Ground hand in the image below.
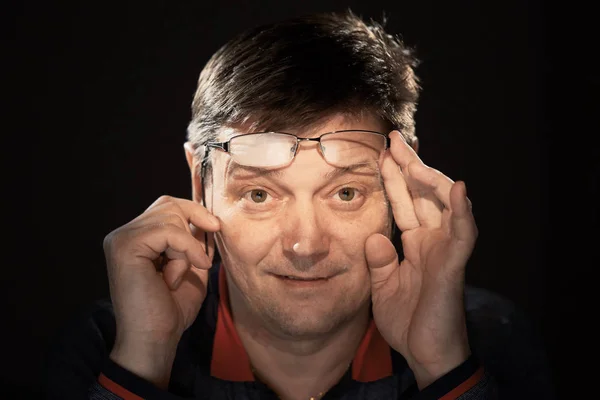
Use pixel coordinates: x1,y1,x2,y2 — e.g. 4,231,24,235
103,196,220,388
366,131,478,389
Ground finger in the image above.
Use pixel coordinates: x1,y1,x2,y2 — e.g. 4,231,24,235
175,198,221,233
172,267,209,316
379,150,420,231
135,223,212,269
144,196,221,233
365,233,399,289
139,210,209,252
387,131,444,228
173,266,207,296
162,258,190,289
132,211,193,235
190,224,216,258
135,213,215,263
407,161,454,210
388,130,422,170
446,182,478,270
406,162,444,228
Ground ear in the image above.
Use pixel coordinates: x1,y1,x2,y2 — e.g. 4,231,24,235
184,141,204,203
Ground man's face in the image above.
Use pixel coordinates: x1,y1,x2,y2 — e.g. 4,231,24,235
207,114,391,337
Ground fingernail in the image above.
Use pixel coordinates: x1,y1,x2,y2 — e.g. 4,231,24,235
393,130,406,142
463,183,472,210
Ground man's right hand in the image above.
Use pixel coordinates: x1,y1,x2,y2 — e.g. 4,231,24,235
102,196,220,388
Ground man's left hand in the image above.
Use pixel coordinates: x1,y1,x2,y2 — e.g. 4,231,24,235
366,130,478,389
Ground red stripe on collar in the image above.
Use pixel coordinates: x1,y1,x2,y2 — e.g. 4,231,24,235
210,265,254,381
350,316,393,382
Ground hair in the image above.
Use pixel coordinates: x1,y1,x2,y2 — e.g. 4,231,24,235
186,9,420,171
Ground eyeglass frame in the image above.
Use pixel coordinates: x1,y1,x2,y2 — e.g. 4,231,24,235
204,129,390,159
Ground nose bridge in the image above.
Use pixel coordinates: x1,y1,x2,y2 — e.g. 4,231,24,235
294,136,324,161
297,137,321,143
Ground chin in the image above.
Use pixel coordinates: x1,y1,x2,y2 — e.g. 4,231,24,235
269,311,344,338
259,292,369,338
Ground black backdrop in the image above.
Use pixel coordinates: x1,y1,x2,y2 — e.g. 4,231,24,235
5,1,597,398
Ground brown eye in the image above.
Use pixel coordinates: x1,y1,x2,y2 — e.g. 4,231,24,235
250,189,267,203
338,188,355,201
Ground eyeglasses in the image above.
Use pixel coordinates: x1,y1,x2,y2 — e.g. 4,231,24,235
204,130,390,169
199,129,391,258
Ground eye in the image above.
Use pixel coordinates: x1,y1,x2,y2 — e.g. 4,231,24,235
338,187,356,201
249,189,268,203
238,187,276,212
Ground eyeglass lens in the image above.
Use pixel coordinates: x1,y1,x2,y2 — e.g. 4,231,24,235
227,131,386,168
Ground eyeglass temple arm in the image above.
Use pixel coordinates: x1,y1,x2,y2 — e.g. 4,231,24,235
206,142,229,152
200,147,210,256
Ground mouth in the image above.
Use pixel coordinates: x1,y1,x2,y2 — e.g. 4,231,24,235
279,275,328,281
270,272,341,287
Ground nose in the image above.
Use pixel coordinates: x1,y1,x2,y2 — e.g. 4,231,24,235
282,200,330,270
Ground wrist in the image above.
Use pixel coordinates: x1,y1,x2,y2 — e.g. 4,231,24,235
410,348,471,389
109,337,179,390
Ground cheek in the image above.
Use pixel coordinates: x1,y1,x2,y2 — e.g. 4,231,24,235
330,200,390,244
214,203,281,266
329,204,390,275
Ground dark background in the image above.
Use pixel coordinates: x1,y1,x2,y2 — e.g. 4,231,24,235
5,0,597,398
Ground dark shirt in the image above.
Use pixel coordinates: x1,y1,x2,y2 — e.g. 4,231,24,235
44,263,555,399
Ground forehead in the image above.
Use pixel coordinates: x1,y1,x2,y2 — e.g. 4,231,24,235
216,113,388,141
208,113,388,186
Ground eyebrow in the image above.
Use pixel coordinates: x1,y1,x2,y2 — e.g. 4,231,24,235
227,162,380,182
227,164,286,180
323,163,380,181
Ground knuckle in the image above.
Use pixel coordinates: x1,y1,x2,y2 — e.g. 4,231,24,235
156,195,174,204
102,231,114,251
103,228,121,254
102,228,131,272
146,195,175,211
103,226,135,258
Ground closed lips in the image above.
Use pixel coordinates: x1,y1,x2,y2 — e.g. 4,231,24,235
280,275,327,280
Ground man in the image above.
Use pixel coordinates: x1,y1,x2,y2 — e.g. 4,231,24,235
45,10,554,400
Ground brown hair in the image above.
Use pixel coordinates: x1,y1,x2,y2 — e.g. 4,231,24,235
187,9,420,169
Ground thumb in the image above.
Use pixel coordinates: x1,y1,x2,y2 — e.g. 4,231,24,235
365,233,399,288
